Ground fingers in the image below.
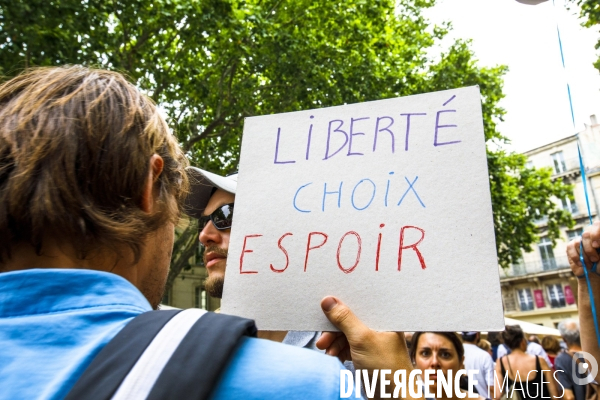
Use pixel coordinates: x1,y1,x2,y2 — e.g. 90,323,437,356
321,296,370,344
316,331,342,350
566,223,600,277
567,237,584,267
582,230,600,264
567,238,584,276
324,335,351,360
589,221,600,247
316,331,352,362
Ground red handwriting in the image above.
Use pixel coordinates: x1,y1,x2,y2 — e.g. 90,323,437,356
304,232,328,271
398,226,426,271
240,234,262,274
376,223,385,271
238,225,426,274
270,232,293,273
337,231,362,274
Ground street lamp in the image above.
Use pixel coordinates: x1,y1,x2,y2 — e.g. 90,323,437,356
515,0,549,4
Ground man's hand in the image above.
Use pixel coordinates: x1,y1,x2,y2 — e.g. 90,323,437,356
316,296,420,399
566,221,600,277
316,296,410,371
565,221,600,381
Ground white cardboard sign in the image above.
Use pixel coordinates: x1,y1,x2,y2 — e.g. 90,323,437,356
221,87,505,332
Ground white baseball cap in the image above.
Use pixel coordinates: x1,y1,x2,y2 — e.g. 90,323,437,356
183,166,237,219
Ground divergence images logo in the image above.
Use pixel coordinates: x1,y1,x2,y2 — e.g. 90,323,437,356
572,351,598,385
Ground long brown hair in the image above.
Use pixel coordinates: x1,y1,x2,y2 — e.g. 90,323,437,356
502,325,525,350
0,66,188,263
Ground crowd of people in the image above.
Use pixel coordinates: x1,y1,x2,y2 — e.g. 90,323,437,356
0,66,597,400
407,321,591,400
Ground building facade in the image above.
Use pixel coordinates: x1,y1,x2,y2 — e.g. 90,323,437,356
500,116,600,328
163,265,221,311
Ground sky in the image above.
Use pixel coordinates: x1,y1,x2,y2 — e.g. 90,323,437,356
424,0,600,153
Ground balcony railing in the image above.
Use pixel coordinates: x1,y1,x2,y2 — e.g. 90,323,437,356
551,157,580,176
502,255,571,278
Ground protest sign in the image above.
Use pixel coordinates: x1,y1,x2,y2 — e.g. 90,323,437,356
221,86,505,331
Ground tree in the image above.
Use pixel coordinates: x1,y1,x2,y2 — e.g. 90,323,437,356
0,0,573,283
570,1,600,69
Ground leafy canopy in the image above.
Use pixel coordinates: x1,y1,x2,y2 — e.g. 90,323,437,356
0,0,573,278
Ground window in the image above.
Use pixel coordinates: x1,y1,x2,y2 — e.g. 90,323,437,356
561,196,578,214
512,262,526,276
547,284,566,308
533,208,548,224
567,228,584,241
503,292,517,312
525,160,534,169
517,288,535,311
551,151,567,174
195,286,207,309
538,237,556,270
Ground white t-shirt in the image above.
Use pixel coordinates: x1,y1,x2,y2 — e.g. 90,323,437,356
463,343,495,398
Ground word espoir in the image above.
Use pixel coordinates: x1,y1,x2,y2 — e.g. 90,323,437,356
238,224,426,274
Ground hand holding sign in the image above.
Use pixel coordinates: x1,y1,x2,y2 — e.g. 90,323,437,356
318,296,420,400
222,86,504,332
317,296,409,366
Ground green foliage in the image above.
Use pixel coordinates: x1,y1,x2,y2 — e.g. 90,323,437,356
488,151,573,268
570,0,600,69
0,0,573,273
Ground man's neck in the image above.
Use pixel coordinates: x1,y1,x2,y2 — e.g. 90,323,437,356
1,238,159,307
2,240,108,271
569,344,583,352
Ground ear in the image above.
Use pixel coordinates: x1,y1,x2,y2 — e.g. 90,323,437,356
140,154,164,213
460,355,465,370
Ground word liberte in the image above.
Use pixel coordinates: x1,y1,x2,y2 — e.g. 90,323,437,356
340,368,566,399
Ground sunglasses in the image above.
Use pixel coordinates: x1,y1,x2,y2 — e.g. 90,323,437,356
199,203,234,231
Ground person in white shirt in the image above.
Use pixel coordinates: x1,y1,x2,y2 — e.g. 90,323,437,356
461,332,495,397
496,332,552,366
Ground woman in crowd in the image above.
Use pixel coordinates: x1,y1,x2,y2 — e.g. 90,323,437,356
493,325,559,400
487,332,503,362
478,339,494,358
411,332,488,400
541,335,563,368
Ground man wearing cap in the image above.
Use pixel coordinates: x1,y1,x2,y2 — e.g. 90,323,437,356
184,167,324,347
461,332,495,397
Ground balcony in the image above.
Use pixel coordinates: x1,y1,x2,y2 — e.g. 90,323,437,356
551,157,580,179
502,256,572,279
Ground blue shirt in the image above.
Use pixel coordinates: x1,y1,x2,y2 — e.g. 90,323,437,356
0,269,349,400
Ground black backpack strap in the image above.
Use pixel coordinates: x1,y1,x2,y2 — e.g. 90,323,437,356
65,309,181,400
65,309,257,400
147,312,257,399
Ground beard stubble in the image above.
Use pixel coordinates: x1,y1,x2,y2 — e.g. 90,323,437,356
203,245,228,299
